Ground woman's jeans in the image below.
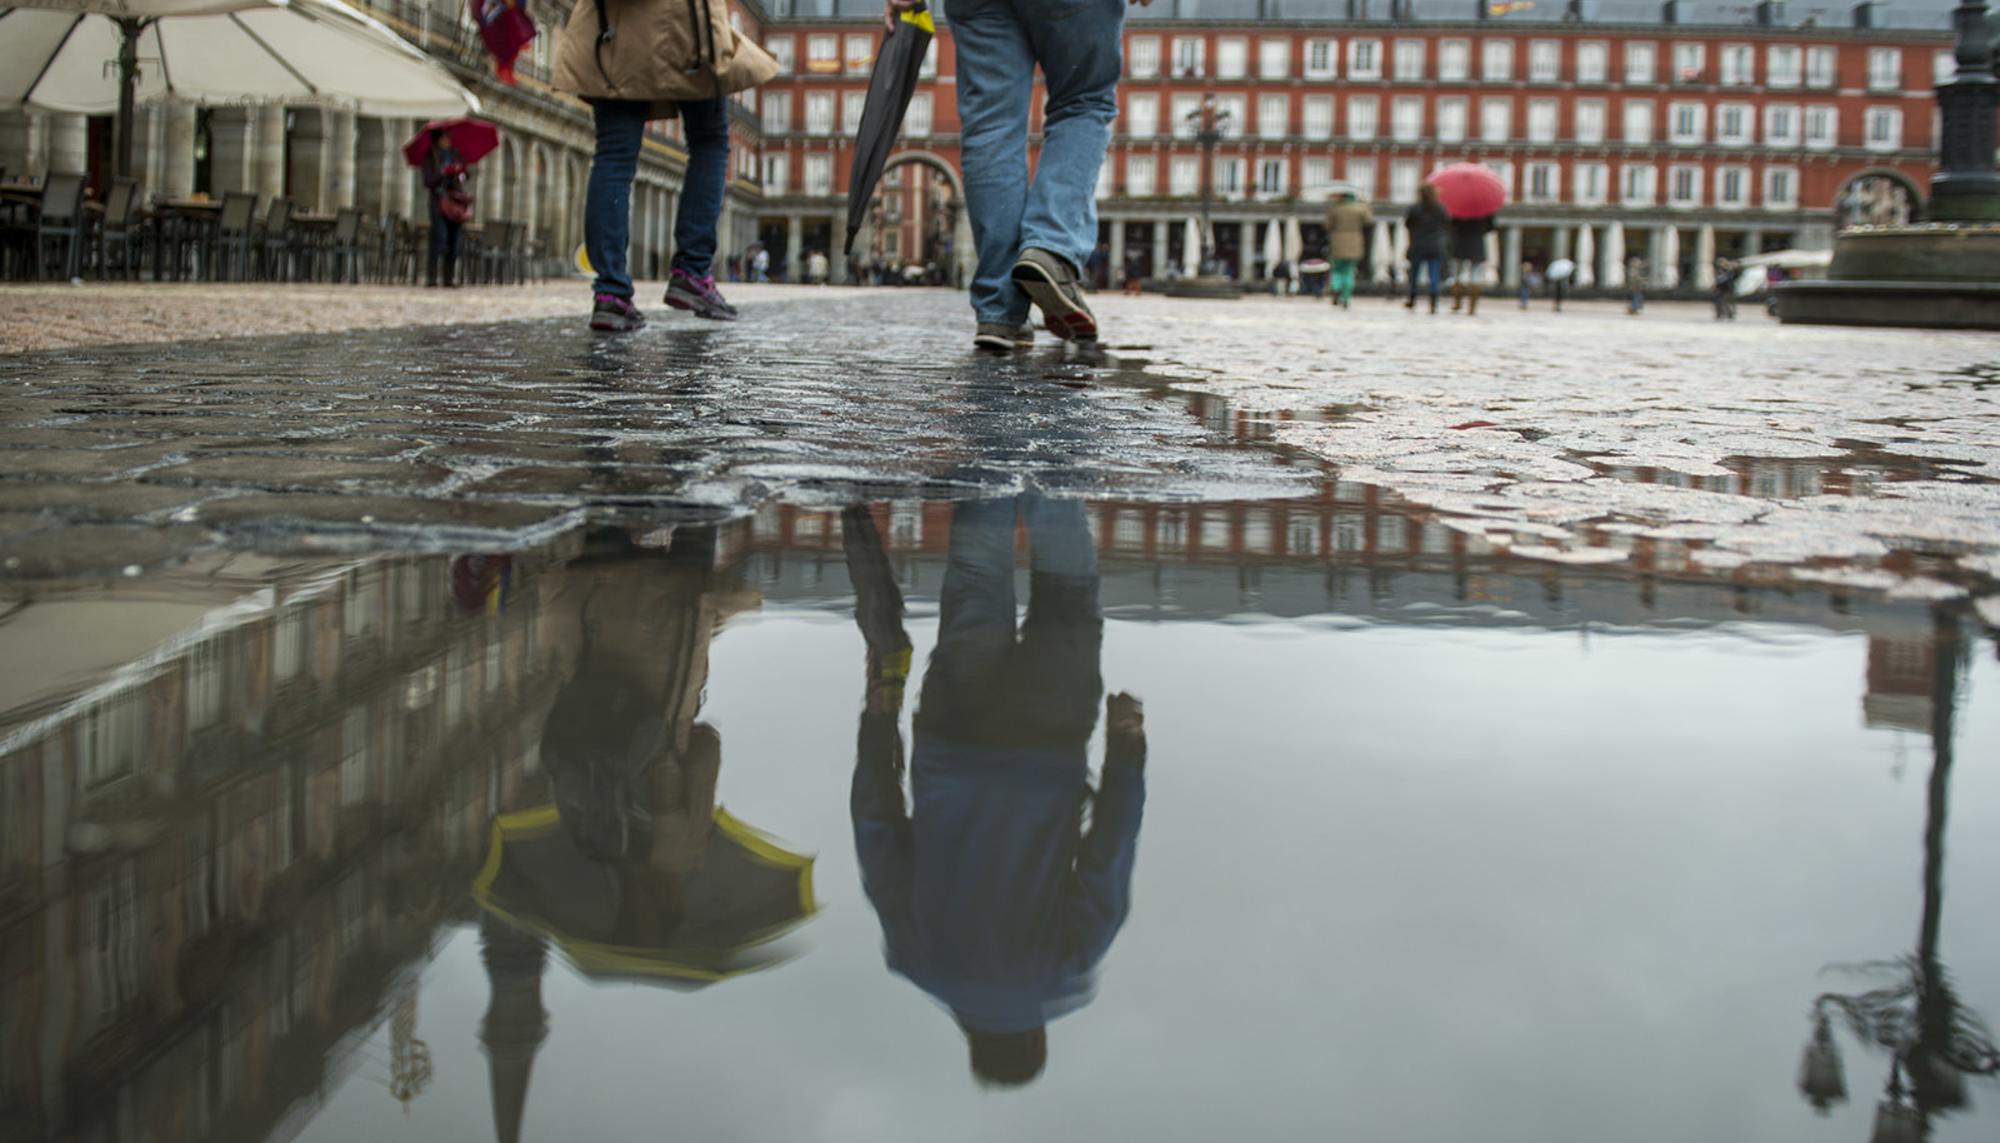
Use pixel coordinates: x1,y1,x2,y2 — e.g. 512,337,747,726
1407,255,1442,303
586,98,730,299
427,197,461,286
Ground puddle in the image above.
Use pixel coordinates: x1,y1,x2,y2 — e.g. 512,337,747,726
3,494,1997,1143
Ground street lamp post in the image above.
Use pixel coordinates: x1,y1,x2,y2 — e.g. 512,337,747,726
1930,0,2000,222
1188,94,1232,275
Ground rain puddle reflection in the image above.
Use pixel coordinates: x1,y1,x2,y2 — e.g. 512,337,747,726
2,493,1997,1143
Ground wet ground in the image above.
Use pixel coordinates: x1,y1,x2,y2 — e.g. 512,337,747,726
3,292,1999,1141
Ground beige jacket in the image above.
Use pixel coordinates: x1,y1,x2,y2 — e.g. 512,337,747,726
553,0,778,117
1325,198,1374,263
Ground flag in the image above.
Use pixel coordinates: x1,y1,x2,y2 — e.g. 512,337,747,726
469,0,537,86
1488,0,1536,13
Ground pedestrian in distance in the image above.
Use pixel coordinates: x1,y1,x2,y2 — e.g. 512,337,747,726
1448,211,1496,316
1626,255,1648,315
1323,187,1371,311
752,243,771,283
1712,257,1740,321
892,0,1157,353
1517,259,1541,309
554,0,777,332
1403,183,1449,314
808,249,830,285
421,127,467,289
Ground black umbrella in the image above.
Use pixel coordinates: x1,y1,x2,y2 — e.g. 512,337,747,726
844,2,934,256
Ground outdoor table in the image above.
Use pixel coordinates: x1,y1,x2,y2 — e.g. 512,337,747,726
291,211,336,280
153,199,222,281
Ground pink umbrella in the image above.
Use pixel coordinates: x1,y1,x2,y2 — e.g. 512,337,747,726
1426,163,1507,219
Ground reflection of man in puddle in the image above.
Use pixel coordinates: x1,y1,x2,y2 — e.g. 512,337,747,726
844,497,1147,1089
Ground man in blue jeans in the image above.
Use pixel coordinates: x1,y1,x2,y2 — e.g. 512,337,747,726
583,98,736,331
892,0,1151,351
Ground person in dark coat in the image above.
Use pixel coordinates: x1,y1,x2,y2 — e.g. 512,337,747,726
421,128,465,288
1449,211,1497,316
1403,183,1450,313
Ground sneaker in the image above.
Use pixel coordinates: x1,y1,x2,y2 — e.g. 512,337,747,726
589,293,646,333
663,267,739,321
1009,248,1097,341
973,321,1036,352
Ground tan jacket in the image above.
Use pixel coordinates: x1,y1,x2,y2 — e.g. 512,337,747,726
553,0,778,117
1325,198,1374,263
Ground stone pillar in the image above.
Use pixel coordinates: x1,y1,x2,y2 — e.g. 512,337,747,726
0,110,42,179
831,210,852,283
162,103,197,201
128,105,166,201
208,107,256,194
354,118,388,216
1107,215,1125,278
1743,226,1766,256
254,104,286,201
1501,225,1523,287
1552,225,1571,260
1236,219,1255,281
329,111,357,209
953,208,975,288
1483,230,1501,286
1693,224,1716,289
1653,226,1679,288
47,113,89,177
288,109,331,210
1151,221,1169,279
785,213,803,282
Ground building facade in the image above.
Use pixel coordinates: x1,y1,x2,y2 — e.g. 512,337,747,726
754,1,1962,289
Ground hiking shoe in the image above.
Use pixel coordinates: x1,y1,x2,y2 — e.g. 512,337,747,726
973,321,1036,352
589,293,646,332
1009,248,1096,341
663,267,739,321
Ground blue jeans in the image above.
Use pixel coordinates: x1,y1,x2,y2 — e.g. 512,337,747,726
947,0,1123,323
585,97,729,299
1407,255,1442,303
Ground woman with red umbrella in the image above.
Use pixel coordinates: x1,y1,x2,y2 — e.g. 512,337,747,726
406,118,498,289
1427,163,1505,317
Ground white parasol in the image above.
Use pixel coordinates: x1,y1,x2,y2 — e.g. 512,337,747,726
1574,225,1596,289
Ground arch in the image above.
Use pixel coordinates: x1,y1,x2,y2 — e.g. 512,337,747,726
873,150,972,285
879,149,964,202
1836,167,1923,230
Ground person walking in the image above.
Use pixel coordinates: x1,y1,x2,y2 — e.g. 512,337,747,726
1448,211,1496,315
420,128,466,289
752,243,771,283
899,0,1152,351
1403,183,1449,313
1625,255,1648,315
1323,188,1371,311
554,0,777,332
1712,257,1740,321
808,249,830,285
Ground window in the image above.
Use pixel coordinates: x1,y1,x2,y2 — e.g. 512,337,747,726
1936,50,1957,85
1303,95,1334,140
1259,93,1289,139
842,91,865,134
762,154,788,193
763,92,791,134
1671,43,1705,83
905,93,932,137
1529,40,1561,82
1668,102,1705,144
1439,39,1472,81
803,153,832,195
1868,48,1902,91
844,34,873,75
922,39,937,78
1390,158,1421,202
1716,165,1749,207
1173,36,1205,78
1776,45,1808,88
1806,45,1837,87
1302,157,1333,198
1764,165,1798,208
1171,94,1202,138
1350,38,1382,80
1622,99,1654,144
1865,106,1903,151
1764,104,1799,145
1218,37,1248,80
1483,40,1514,83
1575,161,1609,205
1348,95,1379,141
1575,99,1606,144
1257,158,1287,196
1392,96,1424,142
1126,154,1157,197
1716,103,1751,146
1214,157,1244,198
1719,44,1754,86
1527,162,1559,202
1621,163,1657,206
1394,39,1426,81
1345,157,1377,198
1669,165,1701,207
1577,41,1609,83
1480,98,1512,142
1436,97,1468,143
1527,98,1558,143
1215,94,1246,139
1260,37,1290,79
1129,36,1161,79
806,35,837,74
1804,105,1837,150
1482,161,1514,200
1128,94,1159,139
1626,42,1657,84
804,91,834,135
765,36,794,75
1169,155,1199,196
1305,39,1337,80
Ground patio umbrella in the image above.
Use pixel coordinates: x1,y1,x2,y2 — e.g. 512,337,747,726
1694,224,1717,290
1657,225,1681,289
1182,216,1201,275
1,0,478,178
1261,219,1282,278
1283,216,1303,288
1602,221,1626,289
1425,162,1507,219
403,116,501,168
1574,224,1596,288
842,0,933,255
1368,219,1391,284
1391,218,1409,270
474,803,818,986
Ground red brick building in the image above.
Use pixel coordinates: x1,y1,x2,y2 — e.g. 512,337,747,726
749,1,1960,290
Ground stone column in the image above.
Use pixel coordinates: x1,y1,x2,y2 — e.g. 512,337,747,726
0,110,42,179
162,103,197,201
1501,225,1523,287
354,118,390,216
254,104,287,201
208,107,256,194
1236,219,1255,281
47,113,89,177
1653,226,1679,289
953,208,975,288
832,209,852,284
1552,225,1571,260
1694,223,1716,290
1151,221,1169,278
288,109,331,210
1483,230,1501,286
129,105,166,201
1107,215,1125,278
329,110,357,209
785,213,803,282
1742,226,1766,256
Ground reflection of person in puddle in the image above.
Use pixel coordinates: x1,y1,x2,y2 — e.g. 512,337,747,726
844,497,1147,1089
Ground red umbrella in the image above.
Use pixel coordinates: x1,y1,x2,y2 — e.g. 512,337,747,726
403,118,501,168
1425,163,1507,219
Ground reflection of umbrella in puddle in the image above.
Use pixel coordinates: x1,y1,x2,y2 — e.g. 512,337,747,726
473,803,816,985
